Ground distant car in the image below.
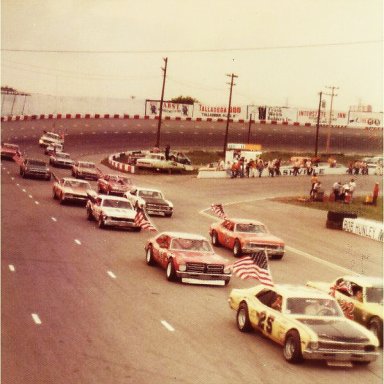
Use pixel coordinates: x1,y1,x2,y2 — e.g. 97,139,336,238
209,218,285,258
86,194,140,230
307,275,383,346
97,174,134,196
169,151,192,165
72,161,99,180
49,152,74,168
228,284,379,365
19,158,51,180
53,177,94,205
124,187,173,217
45,143,64,155
362,156,383,169
1,143,20,160
144,231,232,285
135,153,188,170
39,131,64,147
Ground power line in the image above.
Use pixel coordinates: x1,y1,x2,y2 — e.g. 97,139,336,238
1,40,381,54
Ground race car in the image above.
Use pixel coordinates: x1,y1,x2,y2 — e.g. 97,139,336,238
228,284,379,365
45,143,64,155
124,187,173,217
1,143,20,160
53,177,94,205
39,131,64,147
49,152,74,168
72,161,99,180
97,174,134,196
86,193,140,230
145,231,232,285
210,218,285,258
19,158,51,180
307,275,383,346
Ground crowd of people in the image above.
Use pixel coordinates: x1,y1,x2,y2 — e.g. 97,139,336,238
347,160,370,175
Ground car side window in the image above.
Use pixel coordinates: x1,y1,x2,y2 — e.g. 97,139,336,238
256,289,277,306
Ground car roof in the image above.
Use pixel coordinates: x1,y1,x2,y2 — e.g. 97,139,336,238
136,187,161,192
62,177,89,183
267,284,333,299
99,195,129,202
340,275,383,288
78,161,95,165
55,152,70,156
226,218,264,225
159,232,209,240
3,143,19,147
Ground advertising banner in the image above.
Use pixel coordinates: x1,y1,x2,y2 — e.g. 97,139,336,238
145,100,193,118
296,109,348,126
347,111,383,128
247,105,297,122
194,104,244,119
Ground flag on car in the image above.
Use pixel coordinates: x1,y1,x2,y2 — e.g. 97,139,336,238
329,280,353,297
232,250,274,287
211,203,227,219
134,207,157,232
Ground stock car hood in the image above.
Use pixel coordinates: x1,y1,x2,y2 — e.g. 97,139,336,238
239,233,284,244
79,168,98,174
102,207,136,218
143,197,169,205
62,186,89,196
298,318,370,342
109,181,130,190
171,250,228,264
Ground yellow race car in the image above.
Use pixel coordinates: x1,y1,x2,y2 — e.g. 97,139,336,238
228,284,379,365
307,275,383,346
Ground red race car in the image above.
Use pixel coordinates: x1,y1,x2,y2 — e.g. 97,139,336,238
97,174,134,196
209,218,285,259
145,231,232,286
1,143,20,160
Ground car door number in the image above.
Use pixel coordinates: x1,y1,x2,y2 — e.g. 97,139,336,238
258,311,275,334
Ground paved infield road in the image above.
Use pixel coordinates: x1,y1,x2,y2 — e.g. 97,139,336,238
1,120,383,384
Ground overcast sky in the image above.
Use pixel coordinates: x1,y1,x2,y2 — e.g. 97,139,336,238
1,0,383,111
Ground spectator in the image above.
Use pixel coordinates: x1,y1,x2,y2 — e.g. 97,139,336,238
267,160,275,177
312,181,324,201
305,158,313,175
353,160,360,175
165,144,171,160
248,159,256,178
347,162,354,175
360,161,368,175
349,178,356,199
292,159,301,176
372,182,379,206
332,181,342,201
217,158,225,171
256,158,264,178
231,161,239,178
309,173,318,198
274,158,281,176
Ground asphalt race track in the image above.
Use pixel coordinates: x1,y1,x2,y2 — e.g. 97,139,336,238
1,119,383,384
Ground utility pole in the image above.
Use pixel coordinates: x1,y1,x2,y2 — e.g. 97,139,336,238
315,92,322,157
155,57,168,148
324,86,339,153
223,73,238,155
247,113,252,143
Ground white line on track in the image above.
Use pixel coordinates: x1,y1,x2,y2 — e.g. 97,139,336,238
22,189,26,193
2,167,6,171
107,271,117,279
9,265,15,272
161,320,175,332
74,239,81,245
7,171,10,175
11,177,14,180
28,194,33,198
16,183,20,187
51,217,57,222
35,201,39,205
31,313,42,325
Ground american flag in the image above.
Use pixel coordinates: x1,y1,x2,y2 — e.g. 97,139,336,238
211,203,227,219
329,281,353,297
232,250,274,287
134,207,157,232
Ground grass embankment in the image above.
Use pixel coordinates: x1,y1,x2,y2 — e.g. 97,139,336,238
274,196,383,222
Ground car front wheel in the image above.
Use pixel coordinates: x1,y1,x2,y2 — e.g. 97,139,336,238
166,259,177,281
233,239,242,257
98,216,105,229
146,246,155,266
283,330,303,364
368,317,383,346
237,302,252,332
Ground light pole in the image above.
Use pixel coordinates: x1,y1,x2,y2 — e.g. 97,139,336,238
223,73,238,155
155,57,168,149
247,113,252,143
324,86,339,153
315,92,322,157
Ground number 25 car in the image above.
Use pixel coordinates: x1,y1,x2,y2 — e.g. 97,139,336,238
228,284,379,365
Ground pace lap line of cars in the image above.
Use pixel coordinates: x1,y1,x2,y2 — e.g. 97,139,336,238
1,131,383,367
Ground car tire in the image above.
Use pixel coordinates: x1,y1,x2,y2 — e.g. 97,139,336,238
146,246,155,266
271,253,284,260
53,189,57,199
59,193,65,205
166,259,177,281
233,239,242,257
236,302,252,332
46,174,51,181
211,231,220,247
368,317,383,347
283,330,303,364
165,212,173,217
98,216,105,229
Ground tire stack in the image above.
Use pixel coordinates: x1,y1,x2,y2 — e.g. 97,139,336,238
326,211,357,230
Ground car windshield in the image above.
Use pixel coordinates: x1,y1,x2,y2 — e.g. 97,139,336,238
235,223,268,233
65,180,91,189
28,160,46,166
102,199,132,209
139,190,162,198
46,133,60,139
109,176,131,184
170,238,212,252
79,163,95,168
56,153,70,159
366,287,383,304
286,298,343,317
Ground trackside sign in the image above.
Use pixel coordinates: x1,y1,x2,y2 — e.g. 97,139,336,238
342,218,383,242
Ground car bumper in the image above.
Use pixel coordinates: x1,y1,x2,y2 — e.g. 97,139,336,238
242,246,285,255
24,171,50,179
176,271,231,285
103,218,139,228
302,348,378,362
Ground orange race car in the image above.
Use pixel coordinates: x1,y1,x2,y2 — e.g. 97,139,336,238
209,218,285,259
